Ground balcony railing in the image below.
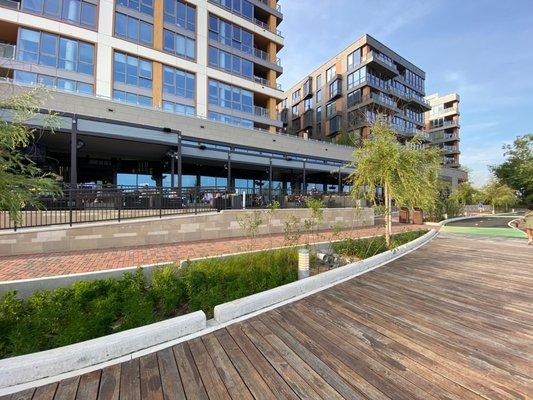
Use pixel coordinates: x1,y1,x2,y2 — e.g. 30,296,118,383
253,48,282,66
256,0,281,12
361,51,398,71
0,43,16,59
254,75,282,90
207,0,282,36
254,105,269,118
0,0,20,9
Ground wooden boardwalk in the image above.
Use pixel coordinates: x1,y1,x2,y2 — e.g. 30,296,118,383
4,234,533,399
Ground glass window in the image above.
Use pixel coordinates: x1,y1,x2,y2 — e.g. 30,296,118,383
316,89,322,103
316,74,322,89
18,28,40,63
14,70,37,85
208,46,251,79
57,77,76,92
326,65,336,82
43,0,61,17
62,0,81,24
163,29,195,60
115,13,153,46
78,42,94,75
80,2,96,27
347,48,361,68
117,0,153,16
77,82,93,94
162,65,195,99
164,0,196,32
39,33,58,67
208,111,253,129
208,79,253,113
23,0,43,12
38,75,55,87
209,14,254,54
58,37,78,71
113,51,152,89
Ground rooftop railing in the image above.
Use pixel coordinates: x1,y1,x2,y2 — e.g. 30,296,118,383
256,0,281,12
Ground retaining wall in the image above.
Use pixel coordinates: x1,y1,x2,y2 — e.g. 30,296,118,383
0,208,373,256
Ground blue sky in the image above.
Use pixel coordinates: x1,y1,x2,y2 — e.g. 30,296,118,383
277,0,533,187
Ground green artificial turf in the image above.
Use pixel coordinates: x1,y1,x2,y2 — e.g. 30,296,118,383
441,225,527,238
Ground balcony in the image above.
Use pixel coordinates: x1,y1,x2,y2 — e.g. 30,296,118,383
361,51,399,77
405,92,431,111
428,119,460,131
253,48,282,66
442,145,460,154
432,133,459,143
256,0,281,12
0,43,15,60
302,108,313,129
431,106,459,117
253,75,282,90
0,0,20,9
327,115,342,137
303,77,313,100
208,0,282,36
328,76,342,101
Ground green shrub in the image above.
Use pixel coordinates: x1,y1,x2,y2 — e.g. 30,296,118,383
183,248,298,318
332,230,428,259
0,248,298,358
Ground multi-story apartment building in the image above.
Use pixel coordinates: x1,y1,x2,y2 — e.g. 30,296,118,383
425,93,461,168
0,0,355,192
279,34,431,145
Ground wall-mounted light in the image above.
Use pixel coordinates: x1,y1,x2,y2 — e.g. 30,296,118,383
76,139,85,150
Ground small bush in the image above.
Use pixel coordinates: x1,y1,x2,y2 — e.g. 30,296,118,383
332,230,428,259
0,248,298,358
183,248,298,318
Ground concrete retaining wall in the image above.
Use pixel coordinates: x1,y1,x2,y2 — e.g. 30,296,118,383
0,207,374,256
0,311,206,389
214,229,438,323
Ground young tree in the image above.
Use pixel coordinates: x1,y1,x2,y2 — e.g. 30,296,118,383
348,116,441,246
481,180,517,213
449,181,481,205
0,86,61,223
491,134,533,205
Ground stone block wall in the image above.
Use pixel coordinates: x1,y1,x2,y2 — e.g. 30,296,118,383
0,208,374,256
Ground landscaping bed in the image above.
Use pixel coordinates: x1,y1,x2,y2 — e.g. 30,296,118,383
0,248,298,358
0,230,428,359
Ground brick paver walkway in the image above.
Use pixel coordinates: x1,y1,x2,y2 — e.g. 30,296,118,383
0,224,425,281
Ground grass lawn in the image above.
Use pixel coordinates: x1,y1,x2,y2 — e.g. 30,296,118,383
441,225,527,238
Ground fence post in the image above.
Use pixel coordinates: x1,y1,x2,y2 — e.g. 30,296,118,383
118,189,122,222
159,187,163,219
69,188,73,227
194,188,198,215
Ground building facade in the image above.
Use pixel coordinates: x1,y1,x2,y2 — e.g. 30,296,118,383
0,0,357,193
425,93,461,168
279,34,431,145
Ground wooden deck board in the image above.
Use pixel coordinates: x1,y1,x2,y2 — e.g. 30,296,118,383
7,234,533,399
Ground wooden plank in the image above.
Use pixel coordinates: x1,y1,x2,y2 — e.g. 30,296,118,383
120,358,141,400
54,377,80,400
33,384,58,400
10,389,35,400
98,364,121,400
139,353,164,400
337,281,533,379
213,329,277,400
322,288,525,399
76,370,101,400
156,348,186,400
299,298,483,400
201,335,253,400
188,338,230,400
248,319,346,400
240,321,329,400
172,343,209,400
262,313,384,400
275,307,436,400
226,324,301,400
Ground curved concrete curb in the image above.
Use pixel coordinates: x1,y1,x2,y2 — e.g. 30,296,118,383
214,228,438,323
0,311,206,389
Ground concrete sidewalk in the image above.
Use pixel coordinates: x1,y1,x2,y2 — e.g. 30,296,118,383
0,225,424,281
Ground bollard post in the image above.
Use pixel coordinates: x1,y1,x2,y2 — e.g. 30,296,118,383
298,248,310,280
242,191,246,210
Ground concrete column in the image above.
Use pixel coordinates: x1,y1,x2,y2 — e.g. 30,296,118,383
69,121,78,187
95,0,113,98
195,3,209,118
